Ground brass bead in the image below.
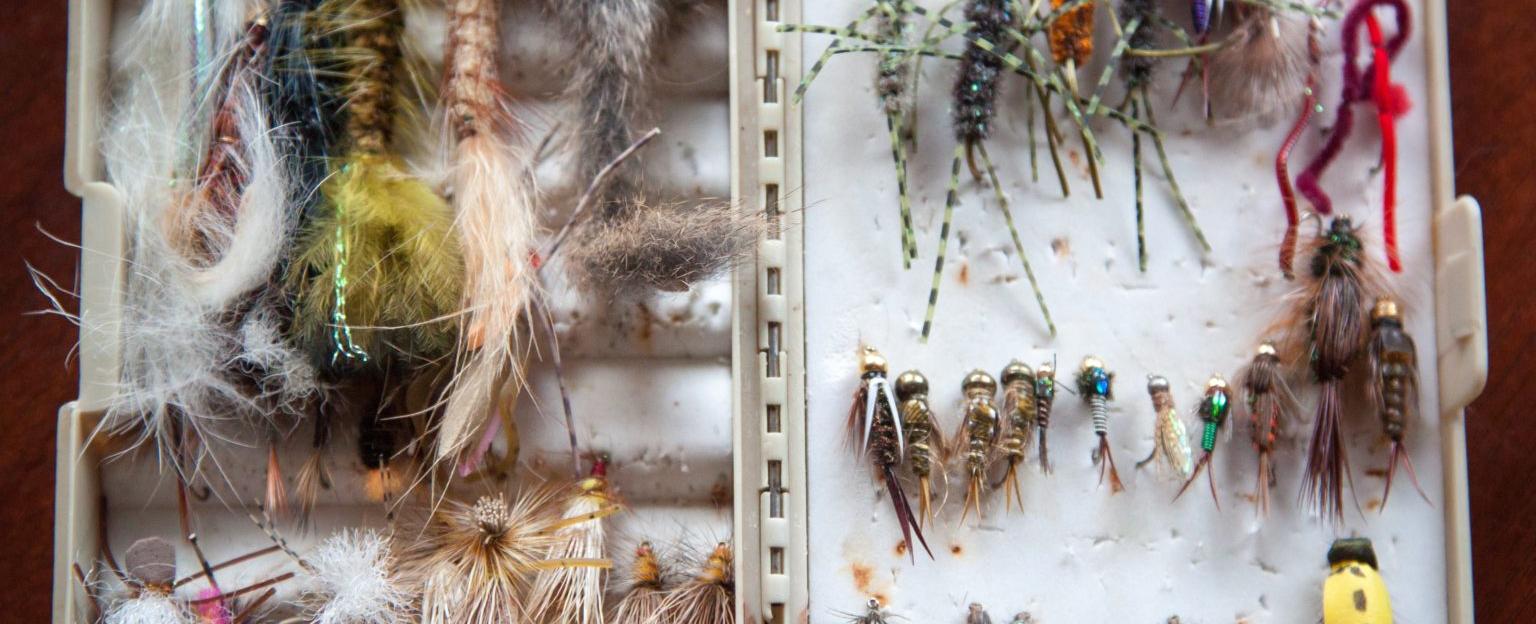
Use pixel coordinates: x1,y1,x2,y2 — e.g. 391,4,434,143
858,346,889,375
895,370,929,398
1000,360,1034,385
962,370,998,396
1036,362,1055,378
1206,374,1230,391
1256,341,1278,357
1371,297,1402,323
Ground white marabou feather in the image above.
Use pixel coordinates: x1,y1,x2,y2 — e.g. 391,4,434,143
103,595,196,624
303,529,410,624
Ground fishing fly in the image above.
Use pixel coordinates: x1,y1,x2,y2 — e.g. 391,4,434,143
967,602,994,624
527,458,617,624
922,0,1055,342
1323,538,1394,624
1137,375,1193,481
895,369,946,528
998,360,1037,512
609,542,668,624
841,598,895,623
848,347,932,559
1077,356,1124,493
289,0,463,370
397,489,617,622
651,542,736,624
435,0,542,465
1242,342,1294,516
1175,375,1233,508
1034,360,1059,474
1367,297,1430,508
1290,215,1382,522
953,370,1001,523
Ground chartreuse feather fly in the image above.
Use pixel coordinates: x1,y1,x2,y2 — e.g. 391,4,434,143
289,0,462,372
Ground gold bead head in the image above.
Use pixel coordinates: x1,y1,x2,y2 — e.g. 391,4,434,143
962,370,998,396
894,370,929,398
1036,362,1056,378
1256,341,1278,357
1371,297,1402,323
1206,374,1230,392
1000,360,1034,385
859,347,889,375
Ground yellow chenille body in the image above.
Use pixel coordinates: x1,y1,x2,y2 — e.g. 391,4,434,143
1323,560,1394,624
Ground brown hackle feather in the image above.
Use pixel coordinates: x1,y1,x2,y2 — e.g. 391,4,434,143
1272,217,1386,522
1048,0,1095,66
1208,7,1313,123
652,542,735,624
608,542,667,623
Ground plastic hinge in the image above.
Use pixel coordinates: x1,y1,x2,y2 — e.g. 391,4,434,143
1433,195,1488,413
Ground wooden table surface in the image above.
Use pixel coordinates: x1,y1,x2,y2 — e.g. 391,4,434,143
1,1,1530,621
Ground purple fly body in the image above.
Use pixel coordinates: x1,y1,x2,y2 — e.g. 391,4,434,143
1192,0,1210,34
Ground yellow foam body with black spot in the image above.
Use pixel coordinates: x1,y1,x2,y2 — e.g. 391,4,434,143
1324,560,1394,624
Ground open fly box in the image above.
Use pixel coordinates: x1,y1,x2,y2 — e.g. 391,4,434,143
53,0,1486,622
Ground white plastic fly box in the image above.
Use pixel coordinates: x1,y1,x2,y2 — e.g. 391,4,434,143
53,0,1484,623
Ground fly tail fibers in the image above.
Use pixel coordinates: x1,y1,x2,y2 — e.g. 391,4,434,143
294,413,333,529
1174,451,1219,510
527,460,617,624
609,542,667,623
653,542,736,624
435,0,541,465
1096,434,1126,494
291,0,463,371
1303,380,1350,522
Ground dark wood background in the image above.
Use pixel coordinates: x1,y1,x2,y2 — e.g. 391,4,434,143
1,1,1529,620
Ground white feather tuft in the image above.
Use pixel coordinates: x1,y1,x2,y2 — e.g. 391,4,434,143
103,595,195,624
526,476,612,624
303,529,411,624
101,0,314,471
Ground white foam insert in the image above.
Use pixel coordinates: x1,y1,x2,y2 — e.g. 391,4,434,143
91,0,735,609
802,1,1445,621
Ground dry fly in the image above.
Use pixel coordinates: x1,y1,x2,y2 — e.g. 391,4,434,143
1034,360,1059,474
608,542,667,624
1367,297,1430,508
652,542,735,624
397,489,617,623
1137,375,1193,481
953,370,1001,523
1241,342,1294,516
1077,357,1124,493
895,370,946,528
998,360,1037,513
95,536,291,624
1175,375,1234,508
848,347,932,560
526,459,617,624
